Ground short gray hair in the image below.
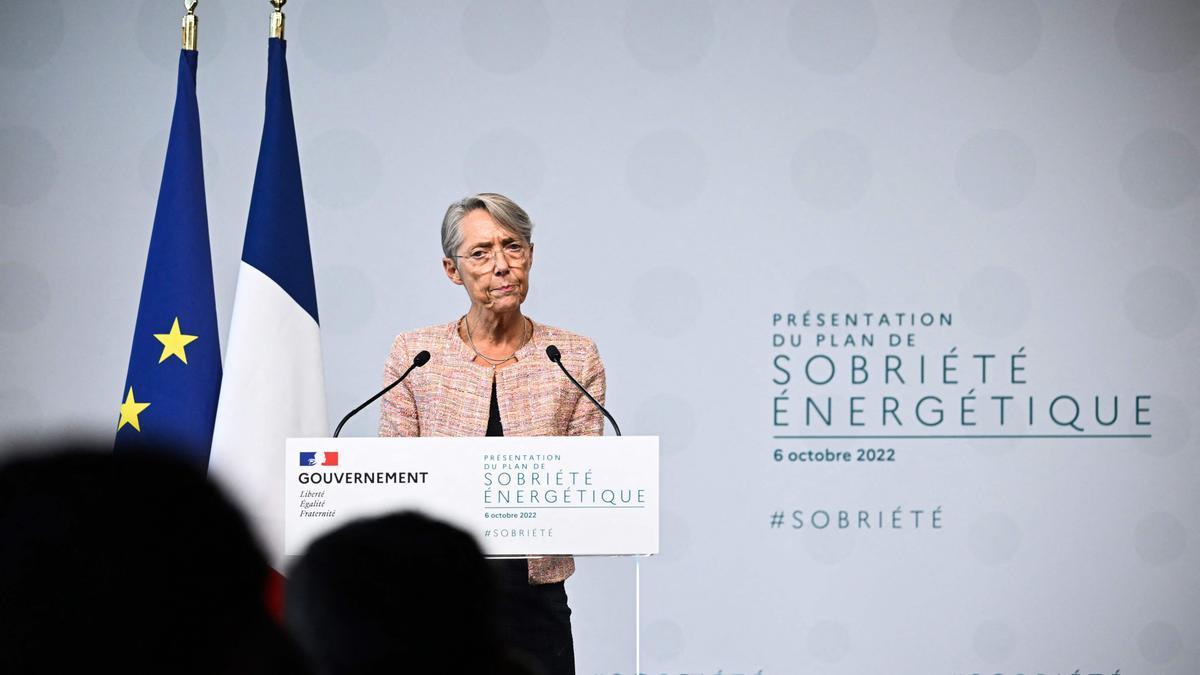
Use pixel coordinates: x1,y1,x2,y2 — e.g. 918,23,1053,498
440,193,534,260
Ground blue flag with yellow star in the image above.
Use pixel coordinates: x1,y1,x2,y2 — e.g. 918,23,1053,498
115,49,221,465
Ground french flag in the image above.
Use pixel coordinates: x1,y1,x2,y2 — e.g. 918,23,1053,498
300,452,338,467
209,38,327,574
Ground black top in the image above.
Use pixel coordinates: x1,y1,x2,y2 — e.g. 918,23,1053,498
486,374,503,437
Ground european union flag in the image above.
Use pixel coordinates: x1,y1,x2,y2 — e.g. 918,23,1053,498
115,49,221,465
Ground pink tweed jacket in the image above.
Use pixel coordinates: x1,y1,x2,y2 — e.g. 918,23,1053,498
378,317,606,585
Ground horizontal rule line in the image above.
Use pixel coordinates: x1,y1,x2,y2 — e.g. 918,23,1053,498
484,505,646,509
773,434,1152,439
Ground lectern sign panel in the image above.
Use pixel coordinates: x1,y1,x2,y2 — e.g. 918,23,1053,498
285,436,659,557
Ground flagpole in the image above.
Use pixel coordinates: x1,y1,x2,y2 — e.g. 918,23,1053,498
181,0,198,51
269,0,286,39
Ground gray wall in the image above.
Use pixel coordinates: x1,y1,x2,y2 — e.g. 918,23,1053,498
3,1,1199,673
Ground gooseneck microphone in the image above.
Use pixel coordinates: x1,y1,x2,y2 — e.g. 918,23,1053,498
546,344,621,436
333,350,431,438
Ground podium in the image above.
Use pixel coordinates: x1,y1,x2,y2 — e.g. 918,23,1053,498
284,435,659,672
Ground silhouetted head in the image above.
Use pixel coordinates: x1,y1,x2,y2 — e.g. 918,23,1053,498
0,440,305,674
285,511,509,674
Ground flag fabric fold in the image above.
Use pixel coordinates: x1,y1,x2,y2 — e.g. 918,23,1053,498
209,38,327,568
116,49,221,465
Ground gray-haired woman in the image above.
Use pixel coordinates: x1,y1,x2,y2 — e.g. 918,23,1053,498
379,193,608,675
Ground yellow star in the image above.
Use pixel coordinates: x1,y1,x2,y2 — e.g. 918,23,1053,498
154,317,199,364
117,387,151,432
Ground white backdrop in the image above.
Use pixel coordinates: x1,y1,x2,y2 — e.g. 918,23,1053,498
2,1,1198,673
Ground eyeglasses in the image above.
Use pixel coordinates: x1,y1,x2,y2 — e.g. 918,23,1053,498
451,242,529,269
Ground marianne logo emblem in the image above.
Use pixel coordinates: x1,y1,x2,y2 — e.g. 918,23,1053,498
299,451,338,467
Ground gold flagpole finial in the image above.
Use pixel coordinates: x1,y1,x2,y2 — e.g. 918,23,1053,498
269,0,287,40
181,0,199,51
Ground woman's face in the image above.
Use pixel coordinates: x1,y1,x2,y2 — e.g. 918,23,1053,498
443,208,533,313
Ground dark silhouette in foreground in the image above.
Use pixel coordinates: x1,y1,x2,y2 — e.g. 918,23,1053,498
0,441,307,674
286,511,542,674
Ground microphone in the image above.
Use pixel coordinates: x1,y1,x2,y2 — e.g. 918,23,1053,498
546,345,621,436
333,350,431,438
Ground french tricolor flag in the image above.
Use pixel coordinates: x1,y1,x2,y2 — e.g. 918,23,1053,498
299,451,338,467
209,38,327,574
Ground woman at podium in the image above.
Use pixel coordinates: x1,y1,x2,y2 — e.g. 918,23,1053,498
379,192,606,675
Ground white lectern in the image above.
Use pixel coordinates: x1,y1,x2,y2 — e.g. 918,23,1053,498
285,435,659,673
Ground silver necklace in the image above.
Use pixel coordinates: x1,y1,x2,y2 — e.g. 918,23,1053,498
462,315,531,370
